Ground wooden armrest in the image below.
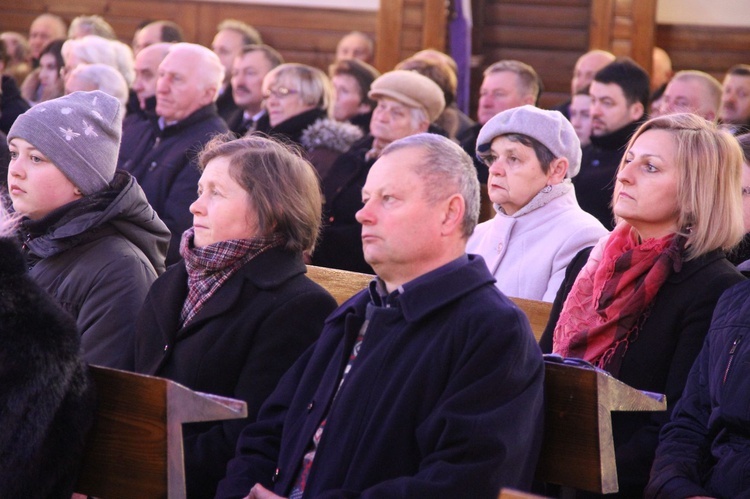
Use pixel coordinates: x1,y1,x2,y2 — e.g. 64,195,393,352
535,361,666,494
75,366,248,499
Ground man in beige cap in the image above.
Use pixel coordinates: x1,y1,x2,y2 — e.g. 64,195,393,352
311,69,445,273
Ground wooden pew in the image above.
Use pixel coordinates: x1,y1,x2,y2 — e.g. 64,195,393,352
75,366,247,499
536,359,666,494
306,265,373,305
306,265,552,341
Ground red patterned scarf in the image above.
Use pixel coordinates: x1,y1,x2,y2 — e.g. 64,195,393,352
553,223,684,375
179,228,284,327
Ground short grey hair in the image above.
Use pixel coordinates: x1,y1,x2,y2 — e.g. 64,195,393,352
381,133,480,238
68,15,116,40
409,106,429,129
217,19,262,46
67,63,129,107
484,59,541,103
672,70,723,113
166,43,224,101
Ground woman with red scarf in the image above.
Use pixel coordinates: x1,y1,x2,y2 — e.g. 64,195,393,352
133,134,337,499
540,113,746,497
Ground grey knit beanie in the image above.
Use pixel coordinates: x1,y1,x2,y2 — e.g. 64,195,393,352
8,90,122,195
476,105,582,178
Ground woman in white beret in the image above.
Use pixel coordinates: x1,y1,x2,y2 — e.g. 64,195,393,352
466,104,608,302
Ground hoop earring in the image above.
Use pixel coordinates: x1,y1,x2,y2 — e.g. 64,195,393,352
541,185,552,194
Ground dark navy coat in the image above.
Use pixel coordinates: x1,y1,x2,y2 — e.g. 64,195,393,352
118,103,228,265
217,254,545,499
647,279,750,498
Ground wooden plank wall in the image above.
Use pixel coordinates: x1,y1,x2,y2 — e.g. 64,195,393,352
471,0,592,112
656,24,750,83
0,0,377,73
469,0,657,115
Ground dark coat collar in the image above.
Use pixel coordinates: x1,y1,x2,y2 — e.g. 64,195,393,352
158,103,221,138
268,108,328,144
589,119,642,152
326,254,495,324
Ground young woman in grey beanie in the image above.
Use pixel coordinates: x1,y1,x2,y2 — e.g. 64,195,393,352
6,90,170,370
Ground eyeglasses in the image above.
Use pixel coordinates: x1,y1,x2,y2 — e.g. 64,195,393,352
743,186,750,197
263,86,299,99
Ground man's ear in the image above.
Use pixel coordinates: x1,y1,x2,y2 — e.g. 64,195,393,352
441,194,465,236
629,101,645,122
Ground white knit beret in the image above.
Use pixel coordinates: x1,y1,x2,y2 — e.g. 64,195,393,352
476,105,582,178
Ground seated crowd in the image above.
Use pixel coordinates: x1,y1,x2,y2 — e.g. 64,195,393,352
2,9,750,499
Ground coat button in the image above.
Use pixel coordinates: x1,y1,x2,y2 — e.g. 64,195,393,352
272,468,280,483
496,243,503,253
163,344,169,353
307,401,314,412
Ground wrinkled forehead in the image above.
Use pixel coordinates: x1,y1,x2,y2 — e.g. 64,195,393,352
724,73,750,90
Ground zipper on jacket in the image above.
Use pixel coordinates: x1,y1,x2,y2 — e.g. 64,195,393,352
723,333,743,384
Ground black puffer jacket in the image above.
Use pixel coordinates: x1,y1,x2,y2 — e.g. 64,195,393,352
0,237,96,498
20,170,170,369
647,279,750,498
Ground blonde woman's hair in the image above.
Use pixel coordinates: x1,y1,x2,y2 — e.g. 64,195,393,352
263,63,332,115
616,113,745,259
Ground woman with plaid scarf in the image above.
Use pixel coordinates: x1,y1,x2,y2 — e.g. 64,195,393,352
133,134,337,498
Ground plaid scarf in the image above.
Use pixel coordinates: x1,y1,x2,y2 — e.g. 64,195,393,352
178,228,284,327
553,223,684,375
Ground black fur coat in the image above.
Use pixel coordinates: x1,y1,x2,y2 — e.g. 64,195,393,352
0,237,96,497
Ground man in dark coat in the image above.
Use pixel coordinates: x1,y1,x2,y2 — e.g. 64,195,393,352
226,44,282,136
211,19,262,123
647,279,750,498
118,43,228,265
574,57,650,230
216,133,545,499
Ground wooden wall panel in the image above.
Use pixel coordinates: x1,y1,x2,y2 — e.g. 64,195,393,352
0,0,378,73
474,0,591,112
657,24,750,82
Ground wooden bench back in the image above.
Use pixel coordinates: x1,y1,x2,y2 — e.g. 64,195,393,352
306,265,552,341
75,366,247,498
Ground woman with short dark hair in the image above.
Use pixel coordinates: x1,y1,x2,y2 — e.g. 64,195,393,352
134,134,337,498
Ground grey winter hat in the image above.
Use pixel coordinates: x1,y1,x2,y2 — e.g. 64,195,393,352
8,90,122,195
476,105,582,178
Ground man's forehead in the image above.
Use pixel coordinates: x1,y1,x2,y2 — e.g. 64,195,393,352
377,97,412,111
725,74,750,88
237,51,269,68
483,71,518,88
590,81,625,99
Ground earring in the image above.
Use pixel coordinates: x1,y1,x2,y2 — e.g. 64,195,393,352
541,185,552,193
74,188,83,196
